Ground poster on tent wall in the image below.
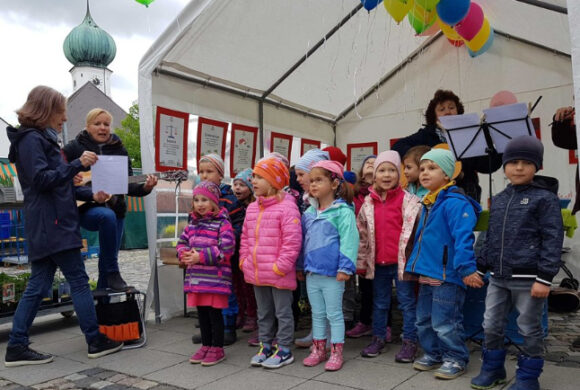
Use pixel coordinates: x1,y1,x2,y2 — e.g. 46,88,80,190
154,106,189,172
347,142,378,172
230,123,258,177
270,132,293,162
301,138,321,155
197,117,228,167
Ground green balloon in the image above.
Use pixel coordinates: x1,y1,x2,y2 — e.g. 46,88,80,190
415,0,440,11
135,0,155,7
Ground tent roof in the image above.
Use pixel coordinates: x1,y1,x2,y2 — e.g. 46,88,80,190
141,0,570,124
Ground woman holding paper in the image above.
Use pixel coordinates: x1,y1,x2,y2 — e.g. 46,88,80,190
63,108,158,292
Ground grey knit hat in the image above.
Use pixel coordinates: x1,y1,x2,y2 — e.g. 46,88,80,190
502,135,543,171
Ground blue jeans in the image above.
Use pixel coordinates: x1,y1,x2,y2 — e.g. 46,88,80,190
80,206,124,289
372,265,397,338
416,283,469,366
397,280,418,342
307,273,345,344
483,277,545,357
9,249,100,346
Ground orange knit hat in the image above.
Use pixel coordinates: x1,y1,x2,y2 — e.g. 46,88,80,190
253,157,289,190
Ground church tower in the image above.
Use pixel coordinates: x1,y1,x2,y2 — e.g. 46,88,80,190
63,1,116,96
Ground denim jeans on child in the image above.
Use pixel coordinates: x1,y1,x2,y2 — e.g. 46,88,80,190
483,277,545,357
397,279,418,342
253,286,294,347
372,265,397,338
416,282,469,367
306,273,346,343
9,249,100,347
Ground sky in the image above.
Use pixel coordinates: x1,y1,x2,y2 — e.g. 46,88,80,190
0,0,190,126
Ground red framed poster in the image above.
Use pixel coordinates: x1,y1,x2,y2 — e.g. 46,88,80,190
570,150,578,165
270,131,293,162
532,117,541,140
389,138,400,150
300,138,321,155
197,117,228,168
347,142,378,171
230,123,258,177
154,106,189,172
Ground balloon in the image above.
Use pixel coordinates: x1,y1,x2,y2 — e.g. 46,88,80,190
448,38,465,47
415,0,440,10
135,0,155,7
490,90,518,108
468,27,494,57
408,2,436,34
361,0,383,11
465,17,490,52
436,0,471,26
438,19,464,43
455,2,484,42
384,0,413,24
418,19,440,36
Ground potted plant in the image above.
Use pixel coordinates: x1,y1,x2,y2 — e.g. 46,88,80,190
0,175,16,204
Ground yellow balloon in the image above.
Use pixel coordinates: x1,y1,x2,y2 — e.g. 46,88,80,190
438,18,462,41
466,18,491,52
384,0,413,24
408,1,436,34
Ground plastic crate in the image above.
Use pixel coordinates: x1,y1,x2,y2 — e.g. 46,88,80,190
0,210,28,264
0,212,10,239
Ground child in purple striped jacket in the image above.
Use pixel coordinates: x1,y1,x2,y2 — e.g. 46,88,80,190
177,181,236,367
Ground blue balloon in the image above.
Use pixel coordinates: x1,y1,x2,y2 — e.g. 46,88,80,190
437,0,471,26
468,28,494,58
361,0,383,11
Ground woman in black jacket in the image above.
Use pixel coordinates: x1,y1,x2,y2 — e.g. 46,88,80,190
63,108,157,291
4,86,122,367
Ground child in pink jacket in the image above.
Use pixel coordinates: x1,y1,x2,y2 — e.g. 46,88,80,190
240,157,302,369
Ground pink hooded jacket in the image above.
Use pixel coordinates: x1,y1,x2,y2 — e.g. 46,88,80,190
240,192,302,290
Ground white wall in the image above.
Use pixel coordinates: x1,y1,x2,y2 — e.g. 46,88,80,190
0,118,11,158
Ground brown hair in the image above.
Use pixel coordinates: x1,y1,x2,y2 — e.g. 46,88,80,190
16,86,66,129
403,145,432,167
424,89,464,126
86,108,113,128
354,157,375,195
311,167,354,204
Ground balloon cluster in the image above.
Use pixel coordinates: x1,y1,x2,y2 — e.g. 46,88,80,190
135,0,155,7
362,0,494,57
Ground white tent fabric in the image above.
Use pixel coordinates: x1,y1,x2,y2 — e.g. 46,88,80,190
139,0,576,320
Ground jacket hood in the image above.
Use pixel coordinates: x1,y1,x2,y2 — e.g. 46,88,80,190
76,129,122,146
307,197,353,213
257,191,295,208
7,126,43,163
190,206,230,222
531,175,559,195
440,186,482,216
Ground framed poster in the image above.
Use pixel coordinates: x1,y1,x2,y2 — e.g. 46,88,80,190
197,117,228,167
301,138,321,155
230,123,258,177
389,138,400,150
154,106,189,172
270,131,293,162
347,142,378,171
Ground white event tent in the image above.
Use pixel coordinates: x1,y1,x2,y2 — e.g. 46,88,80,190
139,0,580,320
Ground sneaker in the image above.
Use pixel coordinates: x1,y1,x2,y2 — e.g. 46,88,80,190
247,331,260,347
434,361,465,379
346,322,372,338
189,346,210,364
242,316,258,333
295,330,313,348
262,346,294,369
4,345,53,367
360,336,385,358
87,334,124,359
201,347,225,366
386,326,392,343
106,272,132,292
395,339,418,363
413,355,443,371
250,343,273,367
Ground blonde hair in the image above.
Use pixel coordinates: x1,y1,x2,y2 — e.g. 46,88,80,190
16,86,66,129
86,108,113,128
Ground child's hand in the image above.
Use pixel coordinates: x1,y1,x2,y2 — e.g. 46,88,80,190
531,282,550,298
296,271,305,281
180,249,200,265
336,272,350,282
463,272,484,288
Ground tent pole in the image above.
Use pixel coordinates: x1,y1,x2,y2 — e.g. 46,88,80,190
514,0,567,14
258,100,265,158
494,29,571,58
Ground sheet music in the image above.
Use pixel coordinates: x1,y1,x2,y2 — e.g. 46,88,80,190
438,113,485,159
91,155,128,195
482,102,535,154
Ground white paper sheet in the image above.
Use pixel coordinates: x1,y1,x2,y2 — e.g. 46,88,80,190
91,155,128,195
438,113,484,159
482,102,536,154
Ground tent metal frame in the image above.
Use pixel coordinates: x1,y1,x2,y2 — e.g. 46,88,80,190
515,0,567,14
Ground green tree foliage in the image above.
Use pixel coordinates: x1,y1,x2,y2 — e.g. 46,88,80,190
115,102,141,168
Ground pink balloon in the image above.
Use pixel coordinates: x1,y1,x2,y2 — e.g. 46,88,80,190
455,2,484,42
418,22,440,36
490,90,518,107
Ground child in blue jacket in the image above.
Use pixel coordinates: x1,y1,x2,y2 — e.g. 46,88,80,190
405,149,483,380
471,136,563,390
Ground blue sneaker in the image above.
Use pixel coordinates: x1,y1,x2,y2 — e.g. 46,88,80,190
261,346,294,369
250,343,272,367
413,354,443,371
434,361,466,380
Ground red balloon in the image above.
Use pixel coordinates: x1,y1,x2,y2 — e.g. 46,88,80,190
455,2,484,42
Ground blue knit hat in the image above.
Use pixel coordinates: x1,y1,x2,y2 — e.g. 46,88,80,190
421,149,456,179
295,148,329,173
234,168,254,193
502,135,543,171
343,171,357,185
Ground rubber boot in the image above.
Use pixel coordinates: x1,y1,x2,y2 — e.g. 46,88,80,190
508,355,543,390
303,339,327,367
325,343,344,371
471,348,507,389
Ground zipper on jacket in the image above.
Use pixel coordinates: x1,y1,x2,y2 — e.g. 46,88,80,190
411,206,430,272
252,204,265,284
499,191,515,277
442,245,448,280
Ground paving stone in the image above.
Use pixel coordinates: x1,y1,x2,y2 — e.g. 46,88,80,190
148,385,186,390
95,371,119,380
133,380,158,390
0,380,14,387
78,368,105,376
102,385,132,390
107,374,128,383
73,376,101,388
90,381,114,389
117,377,141,387
64,374,87,381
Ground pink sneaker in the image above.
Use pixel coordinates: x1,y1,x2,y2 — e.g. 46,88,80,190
189,346,210,364
325,343,344,371
242,316,258,333
248,331,260,347
201,346,225,366
346,322,372,338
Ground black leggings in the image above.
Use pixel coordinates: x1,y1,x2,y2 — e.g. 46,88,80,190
198,306,224,347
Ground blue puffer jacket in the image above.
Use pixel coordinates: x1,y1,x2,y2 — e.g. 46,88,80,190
477,176,563,286
300,198,359,277
405,186,481,287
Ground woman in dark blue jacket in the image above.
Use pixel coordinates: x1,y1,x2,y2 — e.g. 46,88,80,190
4,86,122,368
